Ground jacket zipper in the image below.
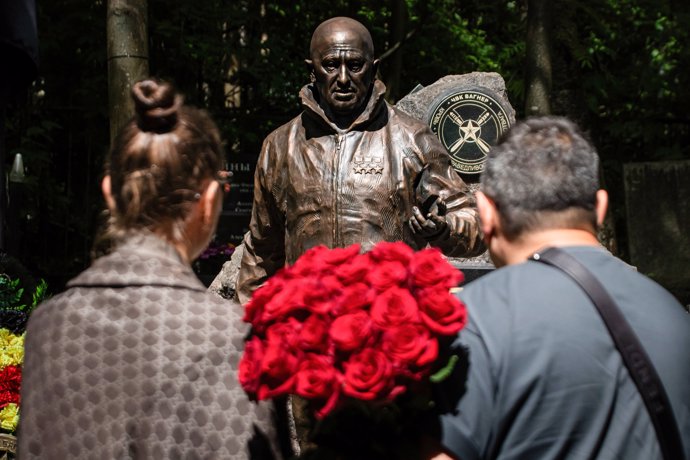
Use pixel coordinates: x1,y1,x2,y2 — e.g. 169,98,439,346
333,133,343,247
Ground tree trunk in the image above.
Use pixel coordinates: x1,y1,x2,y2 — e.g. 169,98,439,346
385,0,407,102
107,0,149,144
525,0,552,116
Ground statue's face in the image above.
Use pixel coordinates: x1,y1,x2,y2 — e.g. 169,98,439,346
309,28,376,116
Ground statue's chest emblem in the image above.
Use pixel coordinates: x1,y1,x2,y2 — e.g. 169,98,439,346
353,156,383,174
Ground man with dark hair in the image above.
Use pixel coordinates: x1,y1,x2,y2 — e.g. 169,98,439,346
430,117,690,459
237,17,484,304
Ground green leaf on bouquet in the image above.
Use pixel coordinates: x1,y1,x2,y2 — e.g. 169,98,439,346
430,354,459,383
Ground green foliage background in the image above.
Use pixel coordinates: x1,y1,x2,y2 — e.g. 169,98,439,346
5,0,689,290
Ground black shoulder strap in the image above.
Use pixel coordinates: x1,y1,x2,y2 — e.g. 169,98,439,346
531,247,685,460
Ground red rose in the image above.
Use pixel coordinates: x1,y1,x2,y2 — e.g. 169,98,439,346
370,287,420,328
295,354,339,401
410,248,463,291
255,320,302,399
342,349,396,401
300,314,331,353
304,275,342,314
291,244,361,277
261,282,307,323
258,341,299,399
417,287,467,336
369,241,414,264
244,275,287,326
383,324,439,369
335,252,371,284
330,310,373,352
265,319,302,351
297,278,328,314
334,282,374,315
295,355,338,400
322,244,361,266
367,260,409,292
289,246,333,277
238,336,264,396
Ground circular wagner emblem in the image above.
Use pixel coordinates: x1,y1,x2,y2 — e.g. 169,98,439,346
428,88,511,175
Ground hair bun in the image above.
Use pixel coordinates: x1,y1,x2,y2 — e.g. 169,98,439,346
131,79,183,133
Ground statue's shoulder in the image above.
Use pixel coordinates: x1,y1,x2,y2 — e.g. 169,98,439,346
258,112,307,168
259,113,306,162
387,103,435,135
264,112,304,142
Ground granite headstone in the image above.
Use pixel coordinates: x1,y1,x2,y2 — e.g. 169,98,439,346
396,72,517,278
397,72,516,179
624,161,690,306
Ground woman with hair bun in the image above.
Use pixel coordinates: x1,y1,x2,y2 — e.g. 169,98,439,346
18,79,284,459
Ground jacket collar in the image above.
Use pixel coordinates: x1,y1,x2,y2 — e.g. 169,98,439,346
300,79,388,133
67,232,206,291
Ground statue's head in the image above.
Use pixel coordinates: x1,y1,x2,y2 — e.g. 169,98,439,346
306,17,379,123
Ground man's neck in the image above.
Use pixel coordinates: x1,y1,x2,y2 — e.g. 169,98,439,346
501,228,601,266
323,105,362,130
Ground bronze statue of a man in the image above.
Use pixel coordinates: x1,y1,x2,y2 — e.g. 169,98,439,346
237,17,484,303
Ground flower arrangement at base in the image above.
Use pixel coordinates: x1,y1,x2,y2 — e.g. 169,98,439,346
0,257,48,458
239,242,467,459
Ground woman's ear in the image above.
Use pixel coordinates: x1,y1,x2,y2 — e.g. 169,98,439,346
101,175,117,213
200,180,221,228
184,180,222,263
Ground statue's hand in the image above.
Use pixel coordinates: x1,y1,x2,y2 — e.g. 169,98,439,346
408,197,448,239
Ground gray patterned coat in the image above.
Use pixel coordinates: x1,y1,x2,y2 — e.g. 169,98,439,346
18,233,283,459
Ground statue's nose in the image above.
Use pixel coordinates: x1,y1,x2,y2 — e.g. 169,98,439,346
337,64,349,86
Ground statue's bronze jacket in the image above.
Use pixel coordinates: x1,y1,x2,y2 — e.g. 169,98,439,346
237,80,483,304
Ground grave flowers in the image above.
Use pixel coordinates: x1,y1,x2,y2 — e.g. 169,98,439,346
0,256,48,458
239,241,467,459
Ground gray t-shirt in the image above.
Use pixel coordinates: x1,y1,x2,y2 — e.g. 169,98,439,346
439,246,690,460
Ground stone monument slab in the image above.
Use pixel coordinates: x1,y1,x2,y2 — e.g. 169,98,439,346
397,72,516,177
624,160,690,306
214,153,256,247
396,72,517,273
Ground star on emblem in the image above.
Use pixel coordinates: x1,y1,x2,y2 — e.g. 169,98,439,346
460,120,481,141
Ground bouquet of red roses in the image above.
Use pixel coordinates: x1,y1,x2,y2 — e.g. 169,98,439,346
239,241,467,420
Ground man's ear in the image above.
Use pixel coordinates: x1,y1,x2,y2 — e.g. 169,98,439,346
101,175,116,213
476,191,498,240
595,189,608,227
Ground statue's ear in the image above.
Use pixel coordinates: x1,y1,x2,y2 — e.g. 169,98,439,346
370,58,381,83
372,58,380,75
305,59,315,82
